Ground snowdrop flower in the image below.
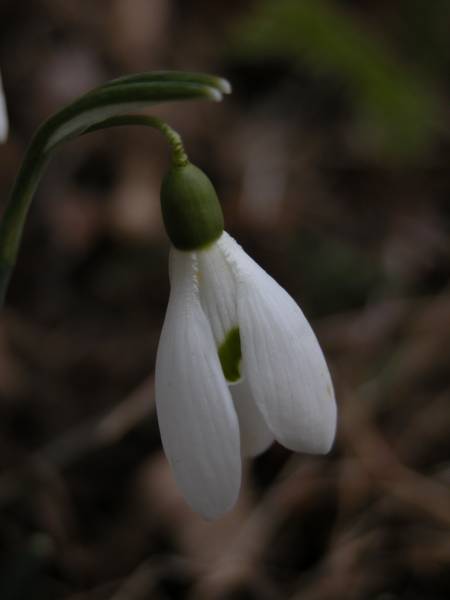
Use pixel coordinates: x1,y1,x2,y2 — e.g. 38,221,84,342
156,162,336,519
0,72,8,142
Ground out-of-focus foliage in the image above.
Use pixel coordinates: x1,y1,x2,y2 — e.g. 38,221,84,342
233,0,443,162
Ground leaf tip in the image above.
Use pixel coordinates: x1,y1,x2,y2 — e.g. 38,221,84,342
217,78,232,95
207,87,224,102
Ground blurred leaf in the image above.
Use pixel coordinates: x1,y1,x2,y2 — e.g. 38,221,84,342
397,0,450,77
233,0,440,161
291,230,382,316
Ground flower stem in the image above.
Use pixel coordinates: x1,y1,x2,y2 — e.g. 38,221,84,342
154,119,188,167
84,115,189,167
0,130,50,305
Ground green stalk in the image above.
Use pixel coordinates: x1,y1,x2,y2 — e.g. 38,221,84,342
97,71,231,94
84,115,189,167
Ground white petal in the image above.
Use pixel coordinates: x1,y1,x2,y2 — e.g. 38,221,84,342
218,232,337,454
0,72,8,143
230,378,273,457
155,248,241,519
197,237,237,345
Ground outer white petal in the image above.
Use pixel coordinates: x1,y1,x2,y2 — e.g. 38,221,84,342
230,378,273,457
218,232,337,454
155,248,241,519
197,238,237,345
0,72,8,143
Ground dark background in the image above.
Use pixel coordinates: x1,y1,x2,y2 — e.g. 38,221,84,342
0,1,449,598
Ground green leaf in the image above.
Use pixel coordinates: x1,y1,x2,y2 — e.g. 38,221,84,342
41,73,230,152
233,0,440,161
98,70,232,94
0,71,231,307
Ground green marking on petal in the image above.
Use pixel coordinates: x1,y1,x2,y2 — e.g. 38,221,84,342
218,327,242,383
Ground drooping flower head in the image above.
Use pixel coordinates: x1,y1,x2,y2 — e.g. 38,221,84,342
156,161,337,519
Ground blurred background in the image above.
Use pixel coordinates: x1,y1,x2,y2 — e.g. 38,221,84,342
0,1,449,598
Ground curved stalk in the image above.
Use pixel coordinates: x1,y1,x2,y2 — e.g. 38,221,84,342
84,115,188,167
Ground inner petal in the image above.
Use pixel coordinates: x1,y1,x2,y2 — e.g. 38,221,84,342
218,326,242,383
230,378,274,458
197,240,237,345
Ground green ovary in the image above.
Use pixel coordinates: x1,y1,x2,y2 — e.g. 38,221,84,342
218,327,242,383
